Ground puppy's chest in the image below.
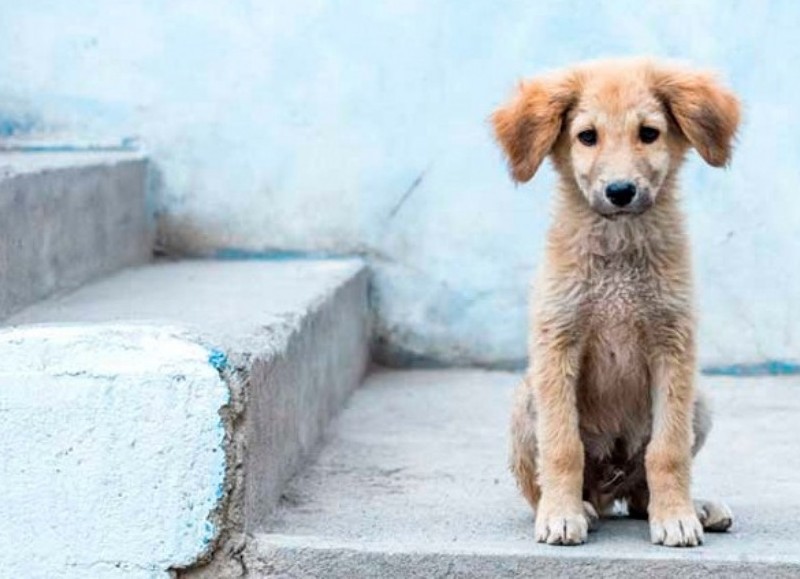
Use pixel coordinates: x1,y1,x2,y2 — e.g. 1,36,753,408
576,260,664,389
575,261,658,443
581,261,662,327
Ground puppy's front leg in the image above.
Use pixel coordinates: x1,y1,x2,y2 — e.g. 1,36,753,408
646,353,703,547
532,339,588,546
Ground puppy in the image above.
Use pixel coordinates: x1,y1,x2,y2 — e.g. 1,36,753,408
492,58,740,547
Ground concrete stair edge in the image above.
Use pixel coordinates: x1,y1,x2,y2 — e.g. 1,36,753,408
247,536,800,579
0,151,153,319
0,259,370,578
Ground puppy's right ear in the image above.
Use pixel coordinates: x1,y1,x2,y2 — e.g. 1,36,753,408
492,71,578,183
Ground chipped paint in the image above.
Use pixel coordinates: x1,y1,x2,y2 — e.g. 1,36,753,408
208,348,229,371
703,360,800,377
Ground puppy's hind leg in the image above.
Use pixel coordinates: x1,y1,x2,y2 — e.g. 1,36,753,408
691,388,712,457
692,390,734,532
694,500,733,532
510,381,541,510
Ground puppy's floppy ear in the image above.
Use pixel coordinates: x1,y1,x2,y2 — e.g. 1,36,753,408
492,71,578,183
653,65,741,167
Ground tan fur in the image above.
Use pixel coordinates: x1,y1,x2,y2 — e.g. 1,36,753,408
494,58,740,547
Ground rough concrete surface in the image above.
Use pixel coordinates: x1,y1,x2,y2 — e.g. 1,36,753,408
255,369,800,577
0,151,152,318
5,259,370,577
0,325,228,579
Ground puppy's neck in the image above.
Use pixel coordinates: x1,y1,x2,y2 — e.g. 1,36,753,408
549,173,689,266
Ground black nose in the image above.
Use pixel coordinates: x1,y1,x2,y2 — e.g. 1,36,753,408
605,181,637,207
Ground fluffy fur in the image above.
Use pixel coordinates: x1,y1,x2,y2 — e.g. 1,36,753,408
493,58,740,547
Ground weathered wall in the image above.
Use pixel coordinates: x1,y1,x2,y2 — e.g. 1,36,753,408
1,1,798,369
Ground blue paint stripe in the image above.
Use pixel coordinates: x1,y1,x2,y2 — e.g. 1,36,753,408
213,247,350,261
702,360,800,377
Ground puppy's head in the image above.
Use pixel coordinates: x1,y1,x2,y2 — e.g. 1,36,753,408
493,58,740,217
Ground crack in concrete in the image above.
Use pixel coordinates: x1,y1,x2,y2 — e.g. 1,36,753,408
387,165,431,220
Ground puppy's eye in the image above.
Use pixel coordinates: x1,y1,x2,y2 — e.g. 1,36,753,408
577,129,598,146
639,126,660,144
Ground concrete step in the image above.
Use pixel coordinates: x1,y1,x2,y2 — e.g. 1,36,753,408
0,152,152,318
0,259,369,578
252,369,800,578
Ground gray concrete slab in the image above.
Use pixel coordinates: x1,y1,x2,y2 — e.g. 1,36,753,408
8,259,365,354
0,151,151,318
254,369,800,577
6,259,371,576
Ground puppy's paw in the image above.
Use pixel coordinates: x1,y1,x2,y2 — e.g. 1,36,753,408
695,499,733,532
649,509,704,547
535,501,589,545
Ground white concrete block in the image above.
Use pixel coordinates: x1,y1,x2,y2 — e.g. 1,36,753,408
0,325,227,578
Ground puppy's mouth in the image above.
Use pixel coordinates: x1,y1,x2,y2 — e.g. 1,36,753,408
590,192,654,219
599,209,645,220
600,212,633,220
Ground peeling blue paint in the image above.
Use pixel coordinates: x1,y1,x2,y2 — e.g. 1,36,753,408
207,349,228,371
702,360,800,377
201,520,215,546
0,115,37,137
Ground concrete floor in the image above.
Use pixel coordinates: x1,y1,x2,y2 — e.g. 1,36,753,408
255,369,800,577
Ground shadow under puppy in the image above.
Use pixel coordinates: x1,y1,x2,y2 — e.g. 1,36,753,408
492,58,740,547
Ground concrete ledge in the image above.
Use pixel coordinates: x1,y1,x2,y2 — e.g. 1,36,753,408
250,538,800,578
0,152,151,318
2,259,370,577
255,370,800,578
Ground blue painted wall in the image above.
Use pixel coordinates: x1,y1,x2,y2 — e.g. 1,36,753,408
1,1,798,369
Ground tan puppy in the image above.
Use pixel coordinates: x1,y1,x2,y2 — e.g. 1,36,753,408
493,58,740,547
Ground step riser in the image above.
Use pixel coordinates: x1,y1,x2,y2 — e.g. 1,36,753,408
244,268,370,532
0,154,152,318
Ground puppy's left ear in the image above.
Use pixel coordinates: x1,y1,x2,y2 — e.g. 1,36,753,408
653,65,741,167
